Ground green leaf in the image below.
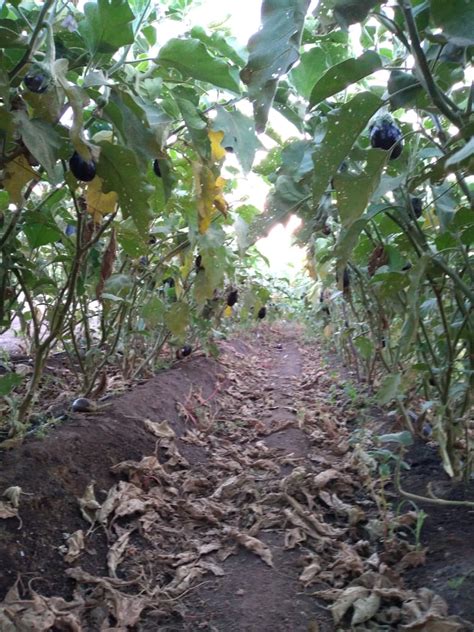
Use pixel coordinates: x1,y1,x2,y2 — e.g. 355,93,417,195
213,107,260,173
79,0,135,54
97,142,153,236
164,301,190,338
252,174,311,241
354,336,374,361
379,431,414,446
388,70,424,109
240,0,311,132
172,86,210,160
23,224,62,248
290,47,328,100
190,26,247,67
103,274,133,297
396,255,429,361
13,111,61,178
0,373,23,396
377,373,402,405
334,149,387,227
333,0,380,27
309,51,381,108
431,0,474,46
141,296,165,328
105,89,170,167
312,91,383,205
445,138,474,168
158,38,241,93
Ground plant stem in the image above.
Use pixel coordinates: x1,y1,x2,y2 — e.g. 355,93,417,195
398,0,464,128
8,0,56,80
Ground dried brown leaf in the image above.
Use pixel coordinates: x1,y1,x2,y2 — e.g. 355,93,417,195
78,482,101,525
143,418,176,439
3,486,22,508
351,591,381,625
64,530,85,563
108,529,134,578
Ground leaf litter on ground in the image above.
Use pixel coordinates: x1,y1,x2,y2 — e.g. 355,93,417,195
0,324,470,630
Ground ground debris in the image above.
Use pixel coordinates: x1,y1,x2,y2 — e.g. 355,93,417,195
0,325,471,631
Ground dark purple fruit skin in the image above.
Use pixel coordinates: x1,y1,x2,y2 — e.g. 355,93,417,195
227,289,238,307
181,344,192,357
24,72,49,93
369,120,403,160
153,159,161,177
257,306,266,319
69,152,96,182
410,197,423,219
195,254,203,271
163,277,175,288
336,267,350,289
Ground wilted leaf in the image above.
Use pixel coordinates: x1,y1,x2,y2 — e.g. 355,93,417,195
226,528,274,567
64,530,85,563
108,529,133,578
351,591,381,625
209,129,226,162
3,155,39,205
3,486,22,508
86,176,118,223
78,482,101,525
143,419,176,439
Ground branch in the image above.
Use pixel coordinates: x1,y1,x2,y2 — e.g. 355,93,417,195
8,0,56,81
398,0,464,128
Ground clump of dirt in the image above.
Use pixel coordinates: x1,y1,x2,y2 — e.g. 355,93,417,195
0,324,472,631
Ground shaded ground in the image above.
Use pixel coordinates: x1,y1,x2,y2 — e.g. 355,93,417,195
0,324,472,631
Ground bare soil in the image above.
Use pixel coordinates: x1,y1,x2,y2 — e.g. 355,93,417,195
0,324,472,631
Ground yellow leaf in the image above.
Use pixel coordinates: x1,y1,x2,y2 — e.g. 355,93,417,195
323,324,333,338
209,130,226,162
195,163,216,234
3,155,39,205
195,163,228,234
213,176,228,217
224,305,233,317
86,176,118,224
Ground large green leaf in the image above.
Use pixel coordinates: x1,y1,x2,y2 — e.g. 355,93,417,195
158,38,241,93
431,0,474,46
104,89,166,167
334,149,387,227
97,142,153,236
240,0,311,132
290,48,328,100
190,26,247,67
387,70,425,109
23,224,62,248
312,91,383,205
377,373,402,405
213,107,260,173
172,86,210,160
396,255,429,361
333,0,380,27
309,51,381,108
165,301,190,338
0,373,23,397
13,112,61,178
79,0,135,54
249,174,311,242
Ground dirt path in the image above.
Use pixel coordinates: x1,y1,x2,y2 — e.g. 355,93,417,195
0,324,471,631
